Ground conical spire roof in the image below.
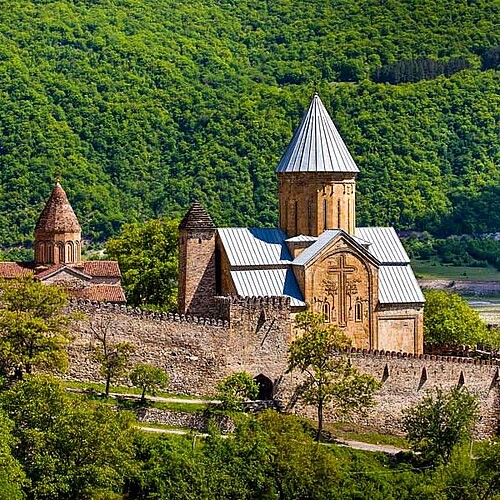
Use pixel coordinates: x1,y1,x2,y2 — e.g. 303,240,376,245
179,201,216,230
35,182,81,233
275,93,359,174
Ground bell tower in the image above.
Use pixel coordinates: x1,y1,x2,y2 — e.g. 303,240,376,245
178,201,217,317
34,182,82,266
276,93,359,237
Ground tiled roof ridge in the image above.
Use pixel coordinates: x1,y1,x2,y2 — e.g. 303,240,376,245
35,182,81,233
179,201,216,230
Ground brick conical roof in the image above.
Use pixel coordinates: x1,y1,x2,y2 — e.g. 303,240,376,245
179,202,215,230
275,93,360,174
35,182,81,233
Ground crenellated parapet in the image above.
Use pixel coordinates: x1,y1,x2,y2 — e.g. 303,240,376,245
69,299,230,328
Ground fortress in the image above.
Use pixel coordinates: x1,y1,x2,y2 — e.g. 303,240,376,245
2,94,499,436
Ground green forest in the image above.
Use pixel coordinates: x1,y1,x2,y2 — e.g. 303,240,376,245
0,0,499,247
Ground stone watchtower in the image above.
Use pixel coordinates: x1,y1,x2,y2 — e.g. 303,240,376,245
276,93,359,237
177,202,217,317
34,182,82,266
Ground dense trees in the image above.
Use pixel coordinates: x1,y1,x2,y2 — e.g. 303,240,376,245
0,0,498,248
0,375,136,499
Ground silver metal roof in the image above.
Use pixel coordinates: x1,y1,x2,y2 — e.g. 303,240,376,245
355,227,410,264
275,93,360,174
231,269,306,307
379,265,425,304
285,234,318,242
217,228,291,267
292,229,357,266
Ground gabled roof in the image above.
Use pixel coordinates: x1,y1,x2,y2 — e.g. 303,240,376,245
36,264,91,282
217,228,291,267
379,265,425,304
71,284,126,303
285,234,317,243
83,261,121,278
275,93,360,174
0,262,34,278
179,201,216,230
231,269,305,307
355,227,410,264
291,229,379,268
35,182,81,234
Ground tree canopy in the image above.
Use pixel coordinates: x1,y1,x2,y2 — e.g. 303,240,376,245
106,218,178,310
0,0,498,248
0,276,75,378
402,387,480,466
423,289,488,347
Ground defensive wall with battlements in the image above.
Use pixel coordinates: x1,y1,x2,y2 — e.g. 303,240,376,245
65,298,500,438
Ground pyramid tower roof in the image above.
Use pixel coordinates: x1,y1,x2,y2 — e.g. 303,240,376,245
275,93,360,174
35,182,81,233
179,201,216,230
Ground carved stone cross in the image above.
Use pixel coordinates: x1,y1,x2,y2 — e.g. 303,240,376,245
327,254,356,326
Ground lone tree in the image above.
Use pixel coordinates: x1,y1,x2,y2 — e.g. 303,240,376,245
130,363,169,402
0,276,75,378
287,311,380,441
402,387,479,466
424,290,487,347
90,316,134,397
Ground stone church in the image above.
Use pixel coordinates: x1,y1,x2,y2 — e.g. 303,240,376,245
178,93,424,354
0,182,125,302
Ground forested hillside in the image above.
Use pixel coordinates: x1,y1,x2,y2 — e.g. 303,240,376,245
0,0,499,246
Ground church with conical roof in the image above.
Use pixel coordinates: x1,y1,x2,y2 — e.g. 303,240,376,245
0,182,125,303
178,93,424,354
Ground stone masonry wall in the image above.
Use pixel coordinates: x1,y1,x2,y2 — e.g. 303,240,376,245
288,350,500,439
66,301,500,437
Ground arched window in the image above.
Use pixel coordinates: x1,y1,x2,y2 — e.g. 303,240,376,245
35,242,45,263
323,198,327,230
47,243,54,263
323,302,330,323
67,241,74,262
58,243,65,263
75,241,81,261
355,301,363,322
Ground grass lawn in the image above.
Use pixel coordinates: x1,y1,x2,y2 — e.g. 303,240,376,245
412,259,500,281
64,380,211,400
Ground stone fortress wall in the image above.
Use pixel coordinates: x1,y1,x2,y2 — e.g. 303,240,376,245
66,298,500,438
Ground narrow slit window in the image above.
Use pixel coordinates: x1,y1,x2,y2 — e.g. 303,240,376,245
323,302,330,322
355,302,363,322
323,199,327,230
294,201,298,234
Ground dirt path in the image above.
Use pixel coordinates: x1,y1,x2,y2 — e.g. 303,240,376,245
66,387,219,404
137,426,408,454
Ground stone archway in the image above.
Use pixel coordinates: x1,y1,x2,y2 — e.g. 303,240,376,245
254,374,273,400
